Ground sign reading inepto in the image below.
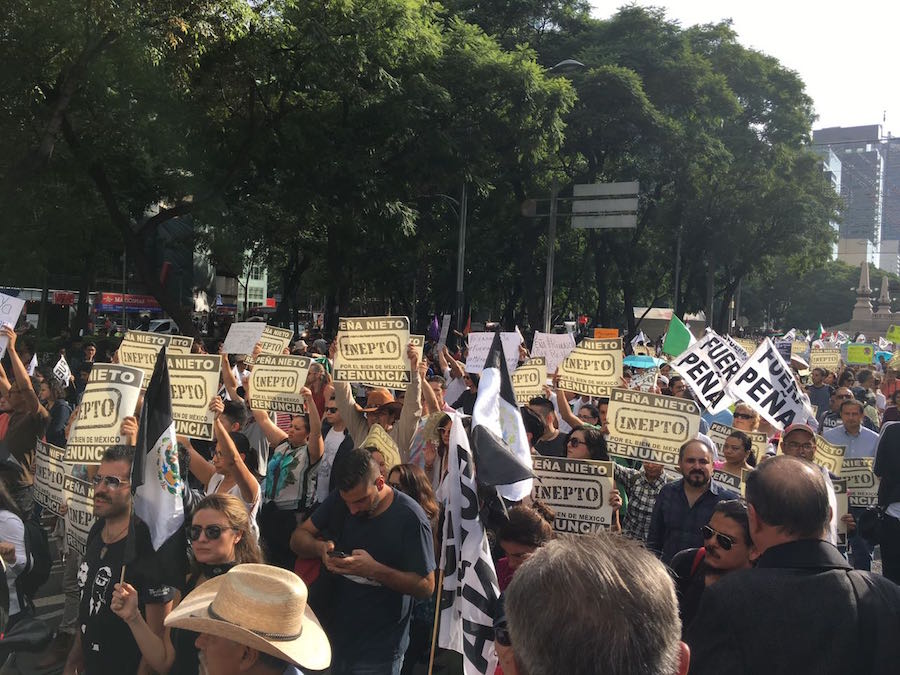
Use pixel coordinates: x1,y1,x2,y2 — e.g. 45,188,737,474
168,354,221,440
556,337,622,397
511,357,546,405
531,457,614,533
250,355,311,414
334,316,411,388
606,388,700,468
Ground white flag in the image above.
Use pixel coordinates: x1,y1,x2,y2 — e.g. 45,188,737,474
53,356,72,386
671,330,742,413
437,416,500,675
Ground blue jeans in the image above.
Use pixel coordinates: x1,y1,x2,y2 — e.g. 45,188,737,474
848,506,874,570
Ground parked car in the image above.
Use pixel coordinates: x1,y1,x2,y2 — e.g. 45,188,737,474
148,318,180,334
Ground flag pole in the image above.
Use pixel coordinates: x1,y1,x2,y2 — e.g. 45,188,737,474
426,569,445,675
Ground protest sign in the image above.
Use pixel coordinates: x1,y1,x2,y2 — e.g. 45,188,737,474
733,338,757,357
843,458,879,508
0,292,26,359
724,335,750,363
632,344,651,356
556,338,623,397
774,339,792,361
712,469,742,493
437,314,452,349
809,348,841,373
118,330,169,383
168,354,221,439
333,316,411,388
814,435,846,476
257,325,294,356
832,478,848,547
531,331,577,375
63,474,96,556
167,335,194,355
846,343,875,365
65,364,144,463
631,366,658,392
531,456,615,532
33,440,67,516
605,388,700,468
250,354,311,414
887,325,900,344
790,341,809,356
511,357,546,405
593,328,619,339
222,321,267,355
727,338,812,429
409,334,425,365
465,332,520,374
707,422,768,463
53,356,72,386
671,330,742,412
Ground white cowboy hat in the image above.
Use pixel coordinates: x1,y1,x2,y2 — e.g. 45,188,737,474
164,563,331,671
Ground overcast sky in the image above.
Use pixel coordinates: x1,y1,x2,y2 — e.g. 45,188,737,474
591,1,898,134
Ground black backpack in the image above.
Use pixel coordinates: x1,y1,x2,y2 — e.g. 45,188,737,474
15,520,52,609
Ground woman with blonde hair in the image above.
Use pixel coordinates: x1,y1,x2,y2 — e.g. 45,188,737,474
110,493,263,674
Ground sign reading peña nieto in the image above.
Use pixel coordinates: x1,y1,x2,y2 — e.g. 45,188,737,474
333,316,411,388
250,355,311,414
168,354,221,440
605,388,700,468
556,337,623,397
531,457,615,533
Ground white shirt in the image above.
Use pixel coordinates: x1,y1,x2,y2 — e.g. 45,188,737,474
0,510,26,616
317,429,345,503
207,473,261,539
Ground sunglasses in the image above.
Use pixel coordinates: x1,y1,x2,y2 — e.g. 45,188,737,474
92,475,130,490
567,437,587,447
700,525,736,551
732,412,755,420
495,626,511,647
189,525,237,541
325,407,338,413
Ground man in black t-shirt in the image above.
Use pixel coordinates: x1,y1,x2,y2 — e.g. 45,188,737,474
290,448,435,675
63,446,176,675
528,396,568,457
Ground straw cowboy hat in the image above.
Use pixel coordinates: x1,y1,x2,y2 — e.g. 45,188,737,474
165,563,331,671
357,387,403,415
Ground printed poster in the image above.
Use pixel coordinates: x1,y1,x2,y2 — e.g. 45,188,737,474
250,354,311,414
511,357,546,406
333,316,411,388
556,338,623,397
65,364,144,463
168,354,221,440
531,457,615,532
118,330,169,383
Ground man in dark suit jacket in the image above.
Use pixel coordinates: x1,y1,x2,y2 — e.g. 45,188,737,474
687,455,900,675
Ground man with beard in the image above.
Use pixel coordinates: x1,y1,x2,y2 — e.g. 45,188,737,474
290,448,435,675
63,444,177,675
648,440,738,564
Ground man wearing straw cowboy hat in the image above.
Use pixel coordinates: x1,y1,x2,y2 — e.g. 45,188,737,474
165,563,331,675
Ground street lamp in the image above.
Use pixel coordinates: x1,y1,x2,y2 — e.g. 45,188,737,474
418,187,468,331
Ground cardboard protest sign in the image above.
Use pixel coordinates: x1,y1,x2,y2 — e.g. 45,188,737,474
532,331,577,375
593,328,619,339
733,338,757,358
724,335,750,363
809,348,841,373
631,366,658,392
531,457,615,532
53,356,72,386
843,458,880,508
65,364,144,463
333,316,411,388
437,314,452,349
118,330,169,383
222,321,267,355
33,440,67,515
712,469,742,493
408,334,425,366
0,292,26,359
257,325,294,356
887,325,900,344
556,338,623,397
605,388,700,468
790,341,809,356
167,335,194,355
632,344,651,356
846,343,875,365
707,423,768,463
465,332,520,374
832,478,848,547
671,331,742,412
727,338,812,430
814,436,846,476
250,354,311,414
63,474,96,556
511,357,546,405
168,354,221,440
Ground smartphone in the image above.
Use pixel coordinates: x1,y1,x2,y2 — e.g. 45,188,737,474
328,550,349,558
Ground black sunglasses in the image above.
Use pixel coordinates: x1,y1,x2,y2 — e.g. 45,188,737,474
732,412,754,420
189,525,237,541
325,407,338,413
495,626,511,647
700,525,736,551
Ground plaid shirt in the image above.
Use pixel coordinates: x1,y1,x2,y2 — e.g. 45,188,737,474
647,479,738,564
615,464,674,543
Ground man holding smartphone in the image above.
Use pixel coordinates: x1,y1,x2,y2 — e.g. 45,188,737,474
291,448,435,675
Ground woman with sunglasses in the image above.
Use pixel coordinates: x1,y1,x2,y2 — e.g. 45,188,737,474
670,500,754,635
565,427,625,531
110,493,263,674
